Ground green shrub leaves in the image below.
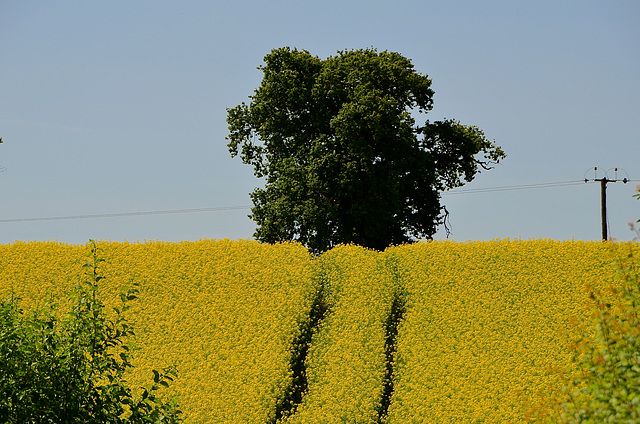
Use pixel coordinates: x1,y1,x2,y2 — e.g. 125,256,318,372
0,240,181,423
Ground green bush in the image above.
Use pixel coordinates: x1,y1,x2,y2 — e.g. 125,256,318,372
0,240,182,423
555,247,640,423
527,189,640,423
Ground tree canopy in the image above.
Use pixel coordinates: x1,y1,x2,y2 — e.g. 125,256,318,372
227,47,505,253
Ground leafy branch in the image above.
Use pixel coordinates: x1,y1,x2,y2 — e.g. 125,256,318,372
0,240,182,423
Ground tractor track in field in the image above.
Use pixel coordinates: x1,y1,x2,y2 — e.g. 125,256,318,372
377,290,406,423
270,281,330,424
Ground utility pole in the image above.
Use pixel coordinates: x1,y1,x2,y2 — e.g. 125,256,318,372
585,167,629,240
599,177,608,240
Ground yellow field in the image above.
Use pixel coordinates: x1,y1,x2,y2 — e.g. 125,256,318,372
282,245,396,423
0,239,318,424
384,240,627,423
0,239,637,423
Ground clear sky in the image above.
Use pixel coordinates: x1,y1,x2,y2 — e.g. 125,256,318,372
1,0,639,245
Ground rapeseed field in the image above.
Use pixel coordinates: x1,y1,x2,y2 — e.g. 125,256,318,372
384,240,628,423
0,239,637,423
281,245,397,423
0,239,318,424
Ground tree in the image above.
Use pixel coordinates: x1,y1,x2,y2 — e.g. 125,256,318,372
227,47,505,253
0,240,182,423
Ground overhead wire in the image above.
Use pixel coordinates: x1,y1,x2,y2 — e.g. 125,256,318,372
443,180,590,195
0,206,252,223
1,179,637,224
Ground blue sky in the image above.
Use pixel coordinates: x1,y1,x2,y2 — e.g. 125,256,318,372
1,0,639,245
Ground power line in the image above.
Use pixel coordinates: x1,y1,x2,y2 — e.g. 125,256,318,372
0,206,252,223
444,180,588,195
2,178,637,224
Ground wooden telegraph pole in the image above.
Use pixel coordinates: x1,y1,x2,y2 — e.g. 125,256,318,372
599,177,608,240
585,167,629,240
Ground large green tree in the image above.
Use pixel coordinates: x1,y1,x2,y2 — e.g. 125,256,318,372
227,47,505,253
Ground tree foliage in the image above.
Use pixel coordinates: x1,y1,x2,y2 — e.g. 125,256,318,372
0,240,182,423
227,47,505,253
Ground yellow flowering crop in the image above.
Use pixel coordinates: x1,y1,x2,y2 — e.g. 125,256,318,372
282,244,397,424
383,239,638,424
0,239,317,424
1,238,636,423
